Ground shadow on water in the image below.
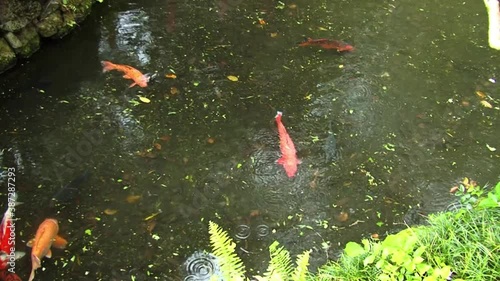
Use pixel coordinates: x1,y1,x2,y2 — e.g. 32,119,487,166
0,0,499,280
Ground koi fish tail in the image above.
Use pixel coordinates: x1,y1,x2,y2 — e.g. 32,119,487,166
28,255,40,281
101,61,116,73
275,111,283,120
28,269,35,281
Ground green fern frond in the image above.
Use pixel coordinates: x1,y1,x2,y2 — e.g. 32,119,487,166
292,250,311,281
263,241,294,280
208,221,246,280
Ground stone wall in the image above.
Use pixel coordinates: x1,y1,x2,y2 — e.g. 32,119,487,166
0,0,97,74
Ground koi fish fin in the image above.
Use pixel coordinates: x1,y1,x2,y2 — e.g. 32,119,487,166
14,251,25,260
129,82,137,88
101,61,115,73
28,255,41,281
52,235,68,249
45,249,52,258
277,157,286,165
26,238,34,248
122,74,131,79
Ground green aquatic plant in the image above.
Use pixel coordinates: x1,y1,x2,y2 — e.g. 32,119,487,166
259,241,311,281
207,182,499,281
208,221,246,281
208,221,311,281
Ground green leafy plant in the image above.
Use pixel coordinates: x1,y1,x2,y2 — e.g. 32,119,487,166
344,229,452,281
476,182,500,209
208,221,311,281
208,221,245,281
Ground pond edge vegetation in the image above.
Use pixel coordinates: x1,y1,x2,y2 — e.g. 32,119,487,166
206,180,500,280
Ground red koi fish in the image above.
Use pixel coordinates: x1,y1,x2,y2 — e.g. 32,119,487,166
298,37,354,52
0,270,21,281
0,208,14,271
275,111,300,177
27,219,68,281
101,60,149,88
0,194,24,271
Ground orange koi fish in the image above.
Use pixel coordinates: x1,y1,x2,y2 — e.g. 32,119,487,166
27,219,68,281
298,37,354,52
275,111,300,177
101,60,149,88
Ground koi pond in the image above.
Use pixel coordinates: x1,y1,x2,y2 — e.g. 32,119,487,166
0,0,499,280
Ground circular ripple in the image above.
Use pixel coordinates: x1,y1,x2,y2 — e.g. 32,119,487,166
185,254,216,280
234,224,251,240
255,224,270,238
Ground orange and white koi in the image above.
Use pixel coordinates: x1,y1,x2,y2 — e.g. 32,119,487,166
101,60,149,88
27,219,67,281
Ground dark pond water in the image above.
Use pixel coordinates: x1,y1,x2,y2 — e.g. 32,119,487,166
0,0,499,280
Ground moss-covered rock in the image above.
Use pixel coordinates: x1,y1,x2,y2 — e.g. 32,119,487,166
36,10,64,38
0,0,41,32
4,24,40,58
40,0,61,20
57,10,77,38
0,38,17,74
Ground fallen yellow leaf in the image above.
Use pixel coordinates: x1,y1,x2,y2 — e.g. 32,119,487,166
144,212,161,221
126,195,142,203
475,90,486,99
480,100,493,108
165,73,177,79
170,86,179,95
138,96,151,103
227,75,239,82
104,209,118,215
270,32,278,38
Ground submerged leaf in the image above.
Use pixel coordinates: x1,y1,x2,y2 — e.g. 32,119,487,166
126,195,142,203
138,96,151,103
480,100,493,108
227,75,239,82
104,209,117,215
475,90,486,99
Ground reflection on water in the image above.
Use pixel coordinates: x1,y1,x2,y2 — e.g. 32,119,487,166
0,0,499,280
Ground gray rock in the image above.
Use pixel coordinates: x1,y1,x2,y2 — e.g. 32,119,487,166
4,24,40,58
0,38,17,74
